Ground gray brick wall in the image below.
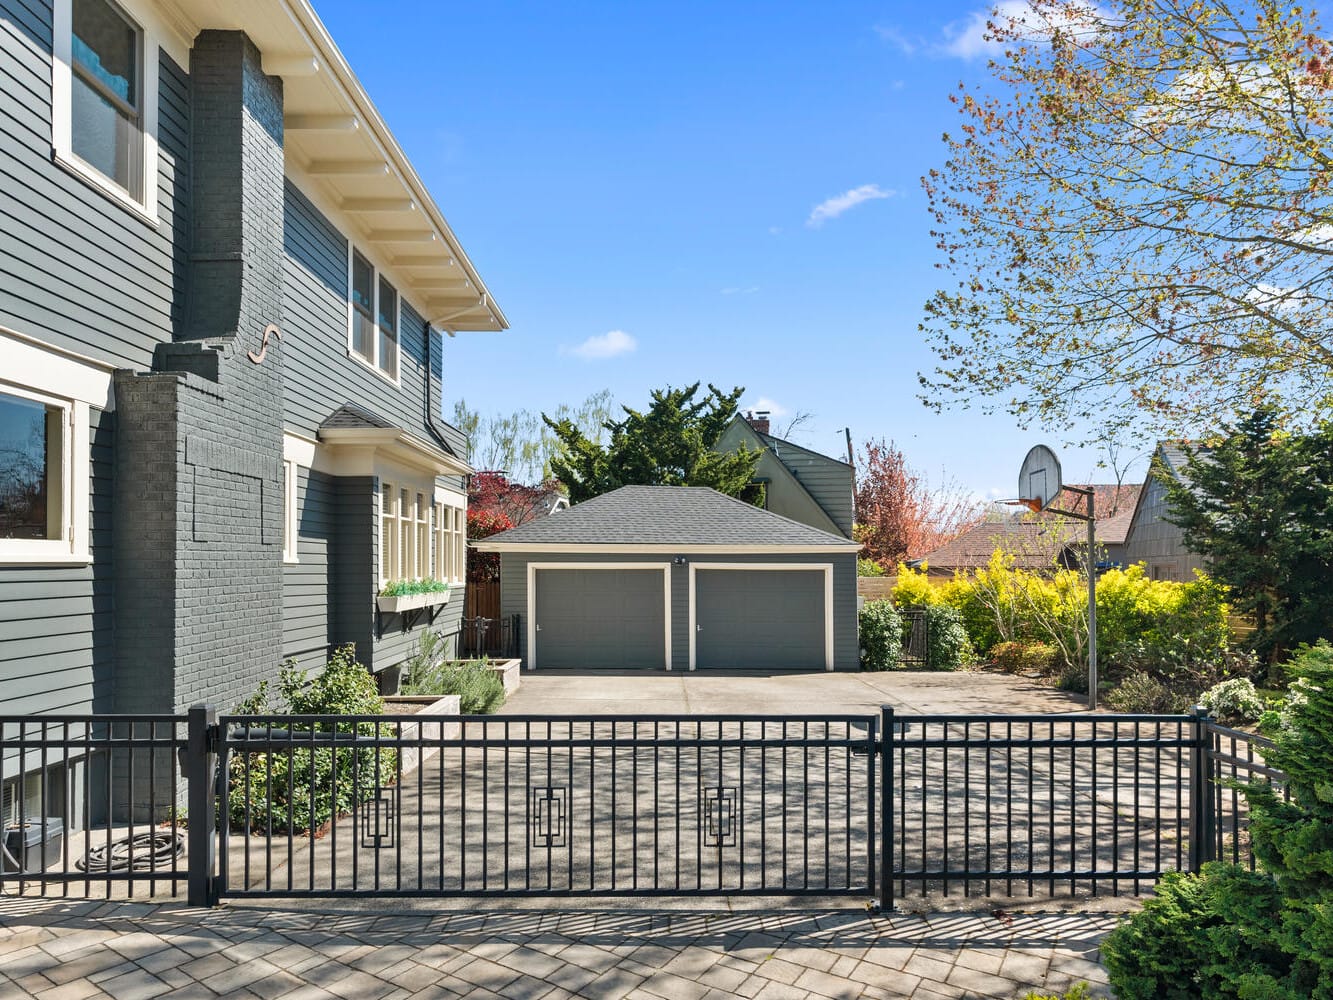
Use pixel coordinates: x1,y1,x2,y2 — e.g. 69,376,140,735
114,32,286,727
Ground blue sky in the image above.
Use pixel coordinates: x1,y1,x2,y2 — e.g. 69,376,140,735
314,0,1152,499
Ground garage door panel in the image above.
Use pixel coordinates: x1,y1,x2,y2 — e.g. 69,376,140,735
695,569,825,670
535,568,665,669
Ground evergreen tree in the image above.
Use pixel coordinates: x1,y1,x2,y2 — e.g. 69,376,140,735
543,383,761,504
1163,409,1333,665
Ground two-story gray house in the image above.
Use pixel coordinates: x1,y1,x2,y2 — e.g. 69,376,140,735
1,0,505,815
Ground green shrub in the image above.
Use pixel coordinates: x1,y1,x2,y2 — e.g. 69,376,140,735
228,645,396,835
379,577,450,598
1240,640,1333,995
1020,985,1092,1000
924,602,972,671
1200,677,1265,724
857,557,887,577
1104,640,1333,999
399,630,505,713
990,640,1057,674
859,600,904,671
1101,865,1287,1000
1105,671,1191,714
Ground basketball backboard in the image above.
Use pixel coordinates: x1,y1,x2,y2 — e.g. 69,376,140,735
1017,445,1062,513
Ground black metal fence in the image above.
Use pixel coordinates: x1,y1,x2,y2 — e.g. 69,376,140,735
450,614,520,659
1,706,1285,909
216,714,878,900
0,716,188,898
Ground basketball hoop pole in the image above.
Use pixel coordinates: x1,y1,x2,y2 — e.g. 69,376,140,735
1055,485,1098,711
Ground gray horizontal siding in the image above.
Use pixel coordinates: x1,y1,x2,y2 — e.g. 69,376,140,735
766,441,854,538
282,467,335,674
500,551,858,671
0,407,115,715
1122,474,1208,581
0,1,188,369
281,182,468,453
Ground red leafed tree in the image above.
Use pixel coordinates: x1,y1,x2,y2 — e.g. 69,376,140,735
854,439,984,569
466,472,562,583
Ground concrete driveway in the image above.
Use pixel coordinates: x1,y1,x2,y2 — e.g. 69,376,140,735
499,669,1087,717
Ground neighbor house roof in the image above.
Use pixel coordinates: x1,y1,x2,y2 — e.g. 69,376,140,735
472,485,861,553
916,483,1141,573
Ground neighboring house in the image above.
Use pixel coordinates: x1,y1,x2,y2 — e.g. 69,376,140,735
914,484,1141,576
1122,443,1209,581
713,411,855,539
473,486,862,671
1,0,504,816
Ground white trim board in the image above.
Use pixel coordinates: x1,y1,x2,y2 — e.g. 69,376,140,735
474,542,858,554
687,563,834,672
526,563,673,672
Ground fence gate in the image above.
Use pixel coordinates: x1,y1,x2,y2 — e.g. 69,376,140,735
216,714,879,900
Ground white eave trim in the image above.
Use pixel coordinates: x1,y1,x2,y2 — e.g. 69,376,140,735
280,0,508,332
318,426,472,477
472,542,860,554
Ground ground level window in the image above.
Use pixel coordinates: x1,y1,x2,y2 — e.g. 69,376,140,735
431,499,465,584
0,390,66,542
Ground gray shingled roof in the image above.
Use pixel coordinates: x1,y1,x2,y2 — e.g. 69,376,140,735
476,485,859,548
320,402,398,430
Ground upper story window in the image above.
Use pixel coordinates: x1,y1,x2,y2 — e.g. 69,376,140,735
347,247,400,382
53,0,159,219
71,0,142,196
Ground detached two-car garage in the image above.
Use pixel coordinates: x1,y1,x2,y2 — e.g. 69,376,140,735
477,486,860,672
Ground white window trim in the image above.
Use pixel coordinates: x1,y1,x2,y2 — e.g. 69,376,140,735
526,563,673,672
430,496,466,586
51,0,162,224
281,459,299,564
0,384,89,566
346,243,402,386
687,563,834,672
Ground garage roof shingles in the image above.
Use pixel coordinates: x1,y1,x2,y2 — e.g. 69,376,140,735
475,485,859,549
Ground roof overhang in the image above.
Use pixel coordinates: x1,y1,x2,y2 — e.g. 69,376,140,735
471,542,861,554
318,426,472,477
161,0,507,333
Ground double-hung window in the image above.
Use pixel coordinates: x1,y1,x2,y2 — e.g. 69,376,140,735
53,0,159,217
348,248,400,381
430,499,466,584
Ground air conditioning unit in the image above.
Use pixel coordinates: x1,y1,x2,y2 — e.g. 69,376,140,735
2,818,64,874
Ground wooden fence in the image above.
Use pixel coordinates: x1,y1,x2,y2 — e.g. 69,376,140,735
465,580,501,619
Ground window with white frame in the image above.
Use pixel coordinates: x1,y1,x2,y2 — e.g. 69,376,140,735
0,385,90,564
380,482,396,584
282,460,298,563
52,0,160,216
431,498,465,584
348,247,400,381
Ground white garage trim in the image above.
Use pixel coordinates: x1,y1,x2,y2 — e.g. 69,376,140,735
526,562,672,671
687,563,834,672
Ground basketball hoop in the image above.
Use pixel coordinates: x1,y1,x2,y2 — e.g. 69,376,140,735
1014,444,1098,711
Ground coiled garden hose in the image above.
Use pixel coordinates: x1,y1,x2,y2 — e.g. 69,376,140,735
76,831,185,873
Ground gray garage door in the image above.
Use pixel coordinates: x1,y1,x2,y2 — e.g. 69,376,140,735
694,569,826,670
533,568,666,669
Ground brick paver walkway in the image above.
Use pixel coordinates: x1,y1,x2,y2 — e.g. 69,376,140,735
0,897,1116,1000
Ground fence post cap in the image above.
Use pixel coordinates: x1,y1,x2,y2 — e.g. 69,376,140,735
1191,704,1212,719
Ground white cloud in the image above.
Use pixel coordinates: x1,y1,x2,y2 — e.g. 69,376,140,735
874,24,920,55
768,226,783,236
749,397,789,418
939,1,1103,60
806,184,896,228
563,329,636,360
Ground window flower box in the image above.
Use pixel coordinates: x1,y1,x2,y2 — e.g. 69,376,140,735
377,579,451,615
376,590,450,614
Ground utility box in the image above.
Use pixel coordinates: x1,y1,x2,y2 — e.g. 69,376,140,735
2,818,64,874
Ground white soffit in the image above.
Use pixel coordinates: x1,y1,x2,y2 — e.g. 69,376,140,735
160,0,507,333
